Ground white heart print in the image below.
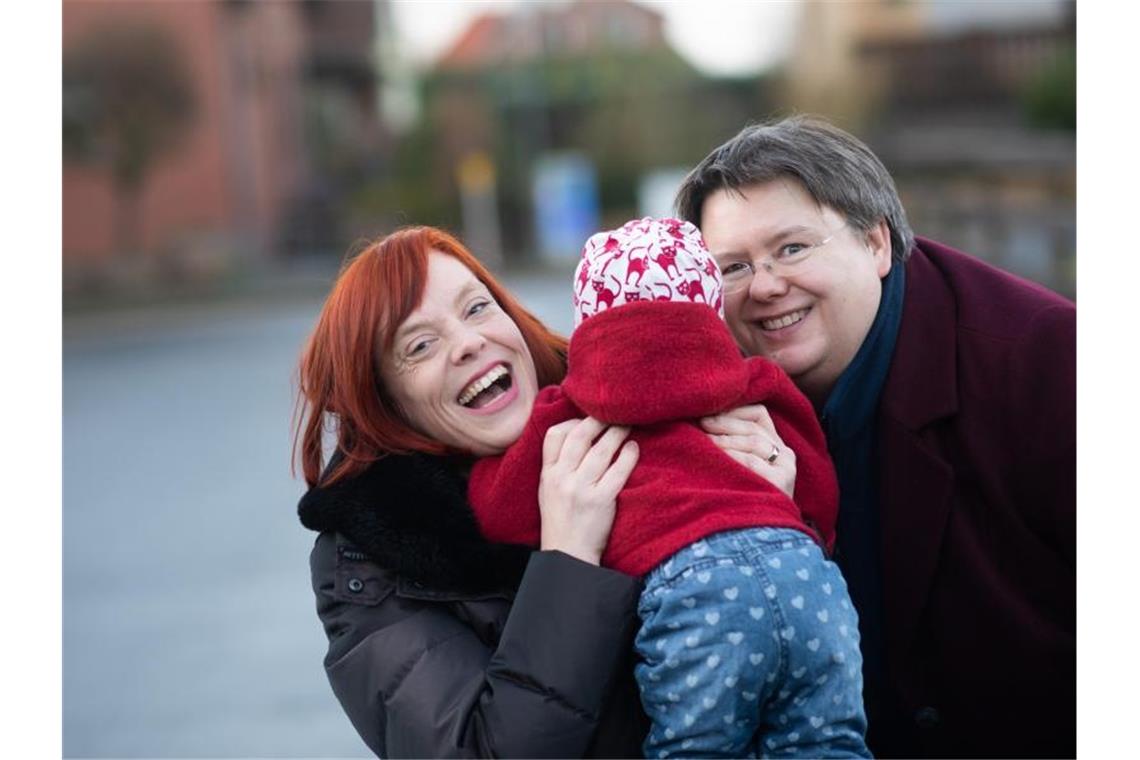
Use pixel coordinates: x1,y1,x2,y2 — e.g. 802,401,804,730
724,587,739,601
705,611,720,625
727,632,744,645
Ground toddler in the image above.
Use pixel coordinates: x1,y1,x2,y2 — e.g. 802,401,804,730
468,218,869,758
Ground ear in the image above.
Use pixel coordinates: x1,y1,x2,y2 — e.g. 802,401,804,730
866,219,893,278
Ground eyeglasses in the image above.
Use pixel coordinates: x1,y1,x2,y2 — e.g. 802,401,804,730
717,228,842,294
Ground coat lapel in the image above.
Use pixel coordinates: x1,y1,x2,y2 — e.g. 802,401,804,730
876,417,954,662
876,242,959,664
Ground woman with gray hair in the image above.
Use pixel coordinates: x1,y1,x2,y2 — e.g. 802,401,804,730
674,116,1076,758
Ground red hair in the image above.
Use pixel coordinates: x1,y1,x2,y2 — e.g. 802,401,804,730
294,226,569,487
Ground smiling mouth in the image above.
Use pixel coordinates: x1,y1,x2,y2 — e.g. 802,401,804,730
759,308,810,331
458,364,514,408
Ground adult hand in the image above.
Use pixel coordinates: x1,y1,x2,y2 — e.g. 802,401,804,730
538,417,639,565
700,404,796,499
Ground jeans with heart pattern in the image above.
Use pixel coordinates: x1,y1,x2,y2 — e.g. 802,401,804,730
634,527,870,758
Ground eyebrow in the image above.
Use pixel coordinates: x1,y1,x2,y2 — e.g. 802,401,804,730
393,281,486,343
711,224,820,258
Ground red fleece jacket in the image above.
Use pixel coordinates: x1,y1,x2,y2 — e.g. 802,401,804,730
468,301,838,577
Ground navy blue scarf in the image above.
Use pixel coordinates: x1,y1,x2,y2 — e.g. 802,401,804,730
820,258,906,692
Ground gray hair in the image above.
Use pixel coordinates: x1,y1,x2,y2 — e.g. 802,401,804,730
675,116,915,263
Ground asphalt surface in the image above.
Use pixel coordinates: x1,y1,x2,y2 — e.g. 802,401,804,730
62,269,576,757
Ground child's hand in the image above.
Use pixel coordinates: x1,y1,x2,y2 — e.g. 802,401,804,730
701,404,796,499
537,417,639,565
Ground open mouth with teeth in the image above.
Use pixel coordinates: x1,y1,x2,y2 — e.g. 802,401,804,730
457,364,514,409
760,307,811,332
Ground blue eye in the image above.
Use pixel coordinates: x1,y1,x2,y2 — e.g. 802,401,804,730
467,299,492,317
777,243,809,259
721,262,753,277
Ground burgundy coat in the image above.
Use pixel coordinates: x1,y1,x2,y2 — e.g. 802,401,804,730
468,301,837,576
869,238,1075,757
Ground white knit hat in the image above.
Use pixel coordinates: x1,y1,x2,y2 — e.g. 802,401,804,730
572,217,724,327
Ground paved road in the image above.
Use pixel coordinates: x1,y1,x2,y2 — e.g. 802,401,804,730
63,271,575,757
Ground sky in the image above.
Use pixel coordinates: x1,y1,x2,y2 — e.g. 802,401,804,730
387,0,1072,78
389,0,803,77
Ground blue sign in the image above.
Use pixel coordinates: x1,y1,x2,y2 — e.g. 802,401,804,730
532,152,600,263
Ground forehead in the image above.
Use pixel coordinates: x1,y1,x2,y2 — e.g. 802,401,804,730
424,250,479,290
391,252,482,335
700,178,841,249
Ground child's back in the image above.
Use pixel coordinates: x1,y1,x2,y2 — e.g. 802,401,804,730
469,218,869,758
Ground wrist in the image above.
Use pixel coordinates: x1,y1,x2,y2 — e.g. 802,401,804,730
541,539,601,566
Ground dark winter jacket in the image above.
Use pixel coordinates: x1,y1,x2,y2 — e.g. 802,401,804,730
298,452,650,758
866,238,1075,758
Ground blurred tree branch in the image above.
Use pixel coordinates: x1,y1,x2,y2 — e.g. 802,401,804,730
63,21,197,257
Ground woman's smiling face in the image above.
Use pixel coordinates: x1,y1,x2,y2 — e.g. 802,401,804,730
378,251,539,456
700,178,892,404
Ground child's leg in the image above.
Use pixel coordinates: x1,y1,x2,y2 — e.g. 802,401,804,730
635,533,781,759
745,529,870,759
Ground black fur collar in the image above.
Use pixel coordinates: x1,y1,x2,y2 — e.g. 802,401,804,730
297,452,533,593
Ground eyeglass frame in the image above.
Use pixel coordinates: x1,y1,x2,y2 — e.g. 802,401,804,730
715,224,847,294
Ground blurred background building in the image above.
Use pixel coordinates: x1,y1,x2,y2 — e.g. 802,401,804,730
63,0,386,296
63,0,1076,301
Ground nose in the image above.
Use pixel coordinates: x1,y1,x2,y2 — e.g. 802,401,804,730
449,322,486,364
746,263,790,301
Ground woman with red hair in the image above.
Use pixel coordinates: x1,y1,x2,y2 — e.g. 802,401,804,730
295,226,647,757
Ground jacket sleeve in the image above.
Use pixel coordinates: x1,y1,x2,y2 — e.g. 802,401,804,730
1009,302,1076,569
310,532,643,758
467,388,581,548
744,358,840,551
